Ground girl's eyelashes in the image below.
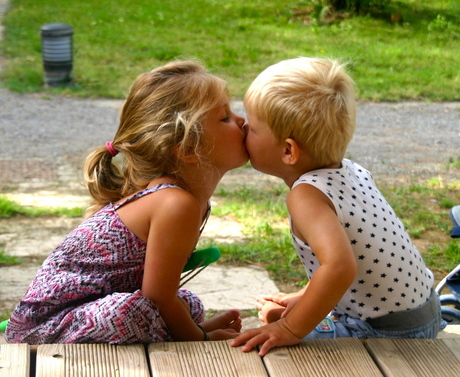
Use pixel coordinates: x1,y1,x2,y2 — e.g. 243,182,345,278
221,116,231,122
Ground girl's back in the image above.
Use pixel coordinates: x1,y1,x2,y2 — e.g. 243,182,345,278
5,185,178,344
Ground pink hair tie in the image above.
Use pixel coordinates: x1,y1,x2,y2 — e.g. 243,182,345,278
105,141,118,157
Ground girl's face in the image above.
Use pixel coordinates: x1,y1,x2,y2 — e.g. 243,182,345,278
201,94,248,173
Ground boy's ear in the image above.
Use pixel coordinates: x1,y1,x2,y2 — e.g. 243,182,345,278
173,144,199,164
281,138,300,165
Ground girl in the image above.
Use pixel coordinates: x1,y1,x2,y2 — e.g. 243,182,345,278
6,60,248,344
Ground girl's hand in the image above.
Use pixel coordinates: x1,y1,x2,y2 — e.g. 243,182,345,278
231,319,302,357
255,295,286,324
207,328,241,340
271,292,303,319
200,309,242,340
256,291,303,324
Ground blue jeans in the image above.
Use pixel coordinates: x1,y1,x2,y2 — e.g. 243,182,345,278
304,293,446,340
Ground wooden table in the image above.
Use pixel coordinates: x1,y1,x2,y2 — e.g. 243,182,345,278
1,337,459,377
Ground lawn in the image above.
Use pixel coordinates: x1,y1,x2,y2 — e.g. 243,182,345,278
0,0,459,100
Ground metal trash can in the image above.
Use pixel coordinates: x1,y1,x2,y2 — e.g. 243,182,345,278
40,23,73,86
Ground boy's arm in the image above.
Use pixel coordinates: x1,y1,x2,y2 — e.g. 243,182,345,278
232,184,357,356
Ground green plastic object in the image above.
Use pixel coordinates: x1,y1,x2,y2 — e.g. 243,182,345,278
182,247,220,272
0,319,8,332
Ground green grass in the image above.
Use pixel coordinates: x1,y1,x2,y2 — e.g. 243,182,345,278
0,196,84,218
0,311,10,322
381,179,460,237
425,240,460,274
200,184,307,284
0,179,458,286
0,250,22,266
447,157,460,169
1,0,459,100
0,196,83,268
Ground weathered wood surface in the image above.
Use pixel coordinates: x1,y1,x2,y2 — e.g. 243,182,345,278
149,340,266,377
365,338,460,377
263,338,383,377
2,337,460,377
0,343,30,377
35,343,149,377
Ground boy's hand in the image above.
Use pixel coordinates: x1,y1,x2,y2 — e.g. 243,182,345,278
231,319,302,357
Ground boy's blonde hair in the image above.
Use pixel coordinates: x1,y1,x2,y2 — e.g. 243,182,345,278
84,60,227,216
244,57,356,167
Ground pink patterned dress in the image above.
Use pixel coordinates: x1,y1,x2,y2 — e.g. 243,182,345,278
5,184,205,344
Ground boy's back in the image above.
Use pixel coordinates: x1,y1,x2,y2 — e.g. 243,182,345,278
292,159,433,320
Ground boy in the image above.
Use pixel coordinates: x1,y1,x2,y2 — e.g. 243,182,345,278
231,57,444,356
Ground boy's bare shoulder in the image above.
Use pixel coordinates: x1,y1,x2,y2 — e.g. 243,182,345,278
287,183,335,215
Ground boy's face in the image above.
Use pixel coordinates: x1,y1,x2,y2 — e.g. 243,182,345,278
245,111,285,177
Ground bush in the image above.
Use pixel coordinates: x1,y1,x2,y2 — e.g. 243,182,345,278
329,0,393,14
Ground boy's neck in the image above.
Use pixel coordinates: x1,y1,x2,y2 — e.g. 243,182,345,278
283,160,343,189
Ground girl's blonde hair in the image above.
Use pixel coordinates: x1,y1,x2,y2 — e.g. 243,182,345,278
244,57,356,167
84,60,227,216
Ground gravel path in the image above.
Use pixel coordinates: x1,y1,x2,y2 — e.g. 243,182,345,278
0,0,458,186
1,87,459,186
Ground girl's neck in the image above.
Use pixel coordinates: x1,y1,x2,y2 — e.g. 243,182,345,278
182,165,221,201
152,165,222,215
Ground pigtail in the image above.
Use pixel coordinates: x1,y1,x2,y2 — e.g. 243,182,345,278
83,146,125,217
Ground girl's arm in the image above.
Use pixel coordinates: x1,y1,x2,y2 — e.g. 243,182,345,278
140,189,210,341
232,184,357,355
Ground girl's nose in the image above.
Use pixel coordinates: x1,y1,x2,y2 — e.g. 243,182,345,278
237,116,245,129
241,123,248,137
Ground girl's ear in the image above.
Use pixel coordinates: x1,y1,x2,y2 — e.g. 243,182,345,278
173,144,199,164
281,138,300,165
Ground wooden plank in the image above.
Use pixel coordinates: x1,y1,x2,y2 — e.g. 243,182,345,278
365,338,460,377
148,340,268,377
0,344,30,377
115,344,150,377
442,338,460,360
36,343,149,377
263,338,383,377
